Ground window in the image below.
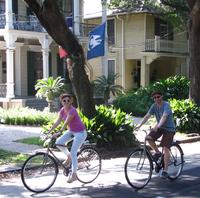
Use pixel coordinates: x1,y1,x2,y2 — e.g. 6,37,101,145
57,0,72,15
108,60,115,84
107,19,115,44
155,18,173,40
0,0,5,13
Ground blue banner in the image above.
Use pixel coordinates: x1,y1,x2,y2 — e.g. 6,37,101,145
87,22,106,60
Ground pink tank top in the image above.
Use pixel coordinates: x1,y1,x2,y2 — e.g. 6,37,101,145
59,106,85,132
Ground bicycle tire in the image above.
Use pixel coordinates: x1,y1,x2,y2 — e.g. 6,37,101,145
76,146,101,184
21,152,58,193
167,142,184,180
124,148,153,190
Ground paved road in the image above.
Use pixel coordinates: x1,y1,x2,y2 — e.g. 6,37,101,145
0,125,200,197
1,158,200,198
1,145,200,198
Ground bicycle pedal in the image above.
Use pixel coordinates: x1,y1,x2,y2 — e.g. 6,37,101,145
155,165,161,173
63,168,70,176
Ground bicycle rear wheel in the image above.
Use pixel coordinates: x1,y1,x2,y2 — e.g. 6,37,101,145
124,148,153,190
76,146,101,183
167,143,184,180
21,152,58,193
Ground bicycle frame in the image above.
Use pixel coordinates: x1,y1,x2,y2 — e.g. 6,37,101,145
37,137,96,173
36,138,70,173
135,129,168,172
137,129,184,171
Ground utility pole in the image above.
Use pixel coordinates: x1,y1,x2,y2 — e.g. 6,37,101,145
73,0,80,36
101,0,108,77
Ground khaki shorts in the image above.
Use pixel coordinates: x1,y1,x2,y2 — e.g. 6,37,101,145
148,128,175,148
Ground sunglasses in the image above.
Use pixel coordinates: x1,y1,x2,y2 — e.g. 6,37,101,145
153,95,161,100
62,99,70,103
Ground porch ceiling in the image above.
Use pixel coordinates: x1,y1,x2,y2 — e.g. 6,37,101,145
0,29,48,42
141,51,188,58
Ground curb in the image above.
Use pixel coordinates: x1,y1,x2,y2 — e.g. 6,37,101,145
176,136,200,144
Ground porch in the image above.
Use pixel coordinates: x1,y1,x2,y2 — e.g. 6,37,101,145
0,13,95,37
0,96,48,111
144,36,188,54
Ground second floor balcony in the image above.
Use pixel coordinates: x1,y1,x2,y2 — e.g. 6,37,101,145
0,13,96,38
0,14,45,32
144,36,188,54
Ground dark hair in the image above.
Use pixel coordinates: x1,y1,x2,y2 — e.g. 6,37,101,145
151,91,162,97
60,93,73,101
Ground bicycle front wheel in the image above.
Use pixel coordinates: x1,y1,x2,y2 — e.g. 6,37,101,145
125,148,153,190
21,152,58,193
76,146,101,184
167,143,184,180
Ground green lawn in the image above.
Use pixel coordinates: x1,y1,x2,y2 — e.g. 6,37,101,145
0,149,28,165
0,137,44,166
15,136,44,146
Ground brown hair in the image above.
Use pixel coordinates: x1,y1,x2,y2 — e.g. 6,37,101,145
151,91,162,97
59,93,73,101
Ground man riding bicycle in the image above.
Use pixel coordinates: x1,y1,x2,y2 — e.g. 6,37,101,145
135,91,176,179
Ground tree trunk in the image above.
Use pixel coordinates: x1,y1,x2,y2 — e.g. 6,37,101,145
187,0,200,106
24,0,96,118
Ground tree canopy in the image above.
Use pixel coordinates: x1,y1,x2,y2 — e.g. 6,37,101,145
108,0,200,106
108,0,189,30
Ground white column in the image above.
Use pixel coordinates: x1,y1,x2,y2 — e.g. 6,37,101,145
117,16,125,87
0,53,2,82
42,48,49,78
5,0,13,29
4,34,17,98
73,0,80,36
101,0,108,77
140,57,150,87
6,47,15,98
39,35,53,78
155,36,160,52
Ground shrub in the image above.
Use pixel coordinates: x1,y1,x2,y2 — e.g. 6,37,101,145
113,75,190,116
170,99,200,134
152,75,190,100
0,107,56,126
80,105,137,149
113,88,152,116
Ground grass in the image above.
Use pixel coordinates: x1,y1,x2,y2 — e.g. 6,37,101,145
15,136,44,146
0,137,43,166
0,149,28,165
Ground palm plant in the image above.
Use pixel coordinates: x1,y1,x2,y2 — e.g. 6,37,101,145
93,73,124,105
35,76,65,112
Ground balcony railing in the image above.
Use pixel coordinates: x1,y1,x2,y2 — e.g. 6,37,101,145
0,14,45,32
144,36,188,54
79,22,96,37
0,13,97,37
0,83,6,97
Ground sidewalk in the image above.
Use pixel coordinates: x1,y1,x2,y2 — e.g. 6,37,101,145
0,123,200,174
0,125,42,173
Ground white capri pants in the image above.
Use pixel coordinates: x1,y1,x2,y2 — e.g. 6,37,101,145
55,130,87,173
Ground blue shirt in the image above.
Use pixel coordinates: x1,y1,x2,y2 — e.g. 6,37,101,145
148,101,176,132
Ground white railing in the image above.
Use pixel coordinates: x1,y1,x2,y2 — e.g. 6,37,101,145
0,83,6,97
145,36,188,54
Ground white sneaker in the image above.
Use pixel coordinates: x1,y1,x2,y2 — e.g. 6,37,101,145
160,170,168,179
67,173,77,183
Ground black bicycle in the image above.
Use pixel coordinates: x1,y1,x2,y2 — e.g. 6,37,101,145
124,129,184,190
21,134,102,193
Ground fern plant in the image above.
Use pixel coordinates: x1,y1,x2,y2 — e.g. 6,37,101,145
93,74,124,105
35,76,65,112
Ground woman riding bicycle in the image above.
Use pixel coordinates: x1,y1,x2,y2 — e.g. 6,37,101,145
135,91,176,179
48,93,87,183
